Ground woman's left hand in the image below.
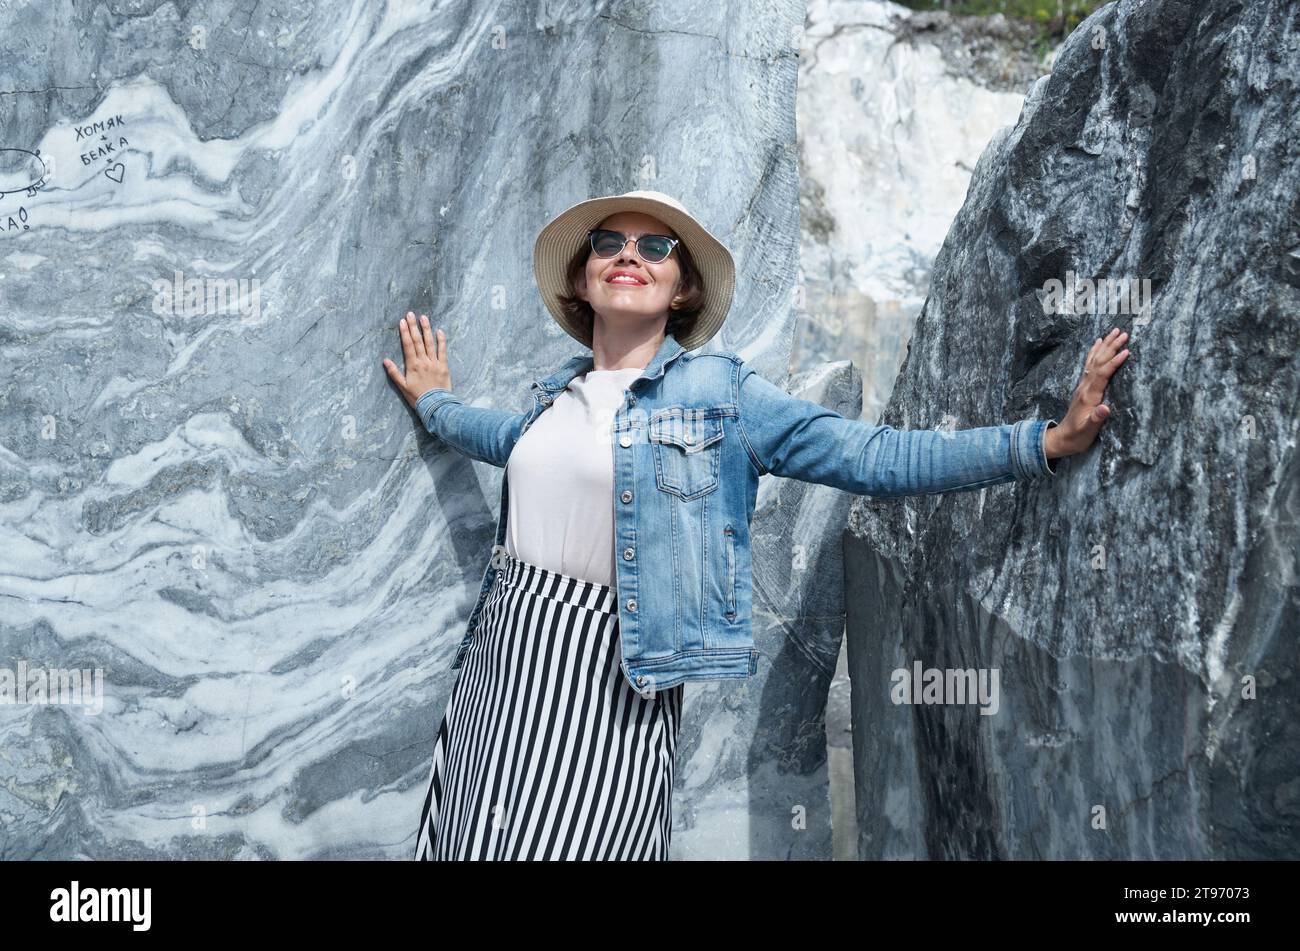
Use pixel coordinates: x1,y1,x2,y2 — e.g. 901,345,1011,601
1044,327,1131,460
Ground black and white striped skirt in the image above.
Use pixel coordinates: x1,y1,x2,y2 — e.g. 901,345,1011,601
414,550,684,860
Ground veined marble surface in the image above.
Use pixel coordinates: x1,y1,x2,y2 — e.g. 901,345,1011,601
844,0,1300,859
0,0,829,859
794,0,1056,856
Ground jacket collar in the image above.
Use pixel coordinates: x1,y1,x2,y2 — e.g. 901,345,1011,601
531,333,688,395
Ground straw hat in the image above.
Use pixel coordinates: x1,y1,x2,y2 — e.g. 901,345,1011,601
532,189,736,351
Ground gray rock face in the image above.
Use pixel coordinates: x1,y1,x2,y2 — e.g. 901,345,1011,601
0,0,819,859
845,0,1299,858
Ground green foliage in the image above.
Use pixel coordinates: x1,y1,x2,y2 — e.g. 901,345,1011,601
895,0,1110,39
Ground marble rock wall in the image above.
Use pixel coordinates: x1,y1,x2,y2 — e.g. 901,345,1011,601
795,0,1061,856
845,0,1300,859
0,0,823,859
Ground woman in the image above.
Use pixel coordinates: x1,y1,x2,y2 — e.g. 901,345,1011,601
383,190,1130,861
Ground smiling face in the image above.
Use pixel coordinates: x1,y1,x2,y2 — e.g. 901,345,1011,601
573,211,683,334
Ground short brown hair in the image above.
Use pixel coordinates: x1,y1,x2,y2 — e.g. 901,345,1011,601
555,237,707,345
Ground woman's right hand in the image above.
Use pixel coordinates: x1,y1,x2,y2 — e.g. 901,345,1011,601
383,311,453,410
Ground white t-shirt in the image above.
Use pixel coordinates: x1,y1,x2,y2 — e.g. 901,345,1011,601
505,366,645,588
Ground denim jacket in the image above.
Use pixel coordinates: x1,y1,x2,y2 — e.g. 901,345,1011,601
416,333,1058,693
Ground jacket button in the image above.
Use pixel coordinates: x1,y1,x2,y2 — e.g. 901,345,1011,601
621,489,633,503
619,434,632,448
636,675,647,687
626,598,637,612
623,547,634,560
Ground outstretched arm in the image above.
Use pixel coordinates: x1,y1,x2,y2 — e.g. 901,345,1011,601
736,328,1130,497
414,389,526,468
383,312,525,468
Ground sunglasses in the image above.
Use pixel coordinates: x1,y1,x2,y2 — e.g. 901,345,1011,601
586,227,680,264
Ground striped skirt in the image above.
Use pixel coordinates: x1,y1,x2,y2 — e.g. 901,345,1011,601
414,550,684,860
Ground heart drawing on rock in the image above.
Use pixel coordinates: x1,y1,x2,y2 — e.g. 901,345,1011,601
104,163,125,183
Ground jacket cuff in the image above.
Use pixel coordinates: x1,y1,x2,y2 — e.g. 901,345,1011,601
415,387,462,433
1010,417,1059,479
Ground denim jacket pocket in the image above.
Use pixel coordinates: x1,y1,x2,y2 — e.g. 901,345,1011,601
648,406,725,500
